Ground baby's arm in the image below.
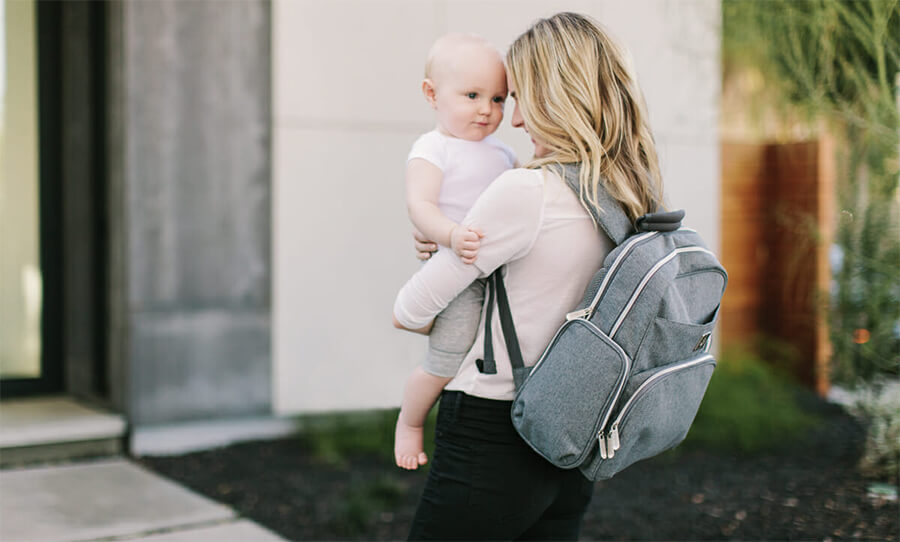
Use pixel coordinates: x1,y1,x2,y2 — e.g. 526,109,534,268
406,158,483,264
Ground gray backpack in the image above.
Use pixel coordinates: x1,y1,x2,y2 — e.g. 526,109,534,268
481,166,727,481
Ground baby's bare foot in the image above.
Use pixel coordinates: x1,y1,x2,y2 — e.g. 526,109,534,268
394,417,428,470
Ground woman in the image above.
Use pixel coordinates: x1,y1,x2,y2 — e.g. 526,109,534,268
393,12,663,540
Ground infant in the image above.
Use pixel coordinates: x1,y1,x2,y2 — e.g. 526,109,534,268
394,33,516,469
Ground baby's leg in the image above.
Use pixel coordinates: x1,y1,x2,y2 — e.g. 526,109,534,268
423,279,486,377
395,366,452,469
395,280,485,470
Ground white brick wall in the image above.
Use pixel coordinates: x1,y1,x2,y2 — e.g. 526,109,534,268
272,0,721,414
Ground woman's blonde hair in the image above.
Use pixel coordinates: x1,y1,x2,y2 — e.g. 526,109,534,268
507,12,663,223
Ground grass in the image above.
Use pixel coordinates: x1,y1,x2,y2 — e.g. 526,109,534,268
682,347,822,453
294,406,438,467
332,476,407,536
293,409,438,535
293,348,820,467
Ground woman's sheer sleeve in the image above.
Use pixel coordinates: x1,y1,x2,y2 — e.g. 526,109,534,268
393,169,544,328
393,250,482,329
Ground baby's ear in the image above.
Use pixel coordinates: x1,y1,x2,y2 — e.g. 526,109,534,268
422,79,438,109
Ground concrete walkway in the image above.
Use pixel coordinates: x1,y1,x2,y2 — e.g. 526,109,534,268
0,458,287,542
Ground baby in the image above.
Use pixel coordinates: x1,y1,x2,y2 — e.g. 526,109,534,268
394,33,516,470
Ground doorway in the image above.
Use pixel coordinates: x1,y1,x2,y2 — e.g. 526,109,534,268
1,1,108,401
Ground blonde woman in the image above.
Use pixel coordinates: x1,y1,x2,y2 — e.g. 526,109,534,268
393,12,663,540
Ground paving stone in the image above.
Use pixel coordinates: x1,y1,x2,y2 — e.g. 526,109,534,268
0,397,125,447
0,459,233,542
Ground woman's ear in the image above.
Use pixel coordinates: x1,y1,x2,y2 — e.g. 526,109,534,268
422,79,438,109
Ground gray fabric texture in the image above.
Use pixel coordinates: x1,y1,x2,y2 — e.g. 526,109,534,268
558,164,634,245
583,229,726,363
511,320,627,468
510,188,728,481
580,356,715,480
423,279,486,378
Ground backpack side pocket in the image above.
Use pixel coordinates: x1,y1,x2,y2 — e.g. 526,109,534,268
512,319,630,469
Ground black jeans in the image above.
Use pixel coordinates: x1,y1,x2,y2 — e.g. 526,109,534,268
408,391,594,540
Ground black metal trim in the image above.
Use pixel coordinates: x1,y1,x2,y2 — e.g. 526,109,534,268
90,0,109,397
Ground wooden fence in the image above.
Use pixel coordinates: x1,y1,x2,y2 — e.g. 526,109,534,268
720,139,835,395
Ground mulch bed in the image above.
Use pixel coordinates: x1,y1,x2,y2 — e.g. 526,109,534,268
139,397,899,541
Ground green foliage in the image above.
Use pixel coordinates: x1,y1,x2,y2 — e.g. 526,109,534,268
724,0,900,119
682,348,820,453
332,476,406,536
295,352,822,466
292,408,438,534
295,407,437,467
724,0,900,385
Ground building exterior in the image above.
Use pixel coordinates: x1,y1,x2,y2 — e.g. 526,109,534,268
0,0,721,455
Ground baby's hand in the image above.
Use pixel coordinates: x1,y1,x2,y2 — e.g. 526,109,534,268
450,226,484,264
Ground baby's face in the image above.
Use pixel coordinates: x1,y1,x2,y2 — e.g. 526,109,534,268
429,46,507,142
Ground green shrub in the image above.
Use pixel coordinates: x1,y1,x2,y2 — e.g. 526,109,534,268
723,0,900,386
295,407,438,467
332,476,406,536
683,348,821,453
294,351,820,460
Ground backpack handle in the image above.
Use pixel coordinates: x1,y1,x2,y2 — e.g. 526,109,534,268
635,209,685,232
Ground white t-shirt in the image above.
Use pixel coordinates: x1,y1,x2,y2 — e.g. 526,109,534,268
393,167,614,400
407,130,517,224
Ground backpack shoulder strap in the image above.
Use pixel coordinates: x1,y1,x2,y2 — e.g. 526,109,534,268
560,164,634,245
560,164,684,239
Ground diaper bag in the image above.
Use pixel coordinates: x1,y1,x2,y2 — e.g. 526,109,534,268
481,165,728,481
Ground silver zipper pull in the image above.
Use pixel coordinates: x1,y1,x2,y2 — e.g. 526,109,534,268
598,432,608,459
609,422,620,452
566,308,591,321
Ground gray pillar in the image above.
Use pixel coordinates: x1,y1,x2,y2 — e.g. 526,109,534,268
108,0,272,425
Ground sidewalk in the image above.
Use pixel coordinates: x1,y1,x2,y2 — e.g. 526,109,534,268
0,457,287,542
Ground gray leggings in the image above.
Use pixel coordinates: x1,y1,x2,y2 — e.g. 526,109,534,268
424,279,486,377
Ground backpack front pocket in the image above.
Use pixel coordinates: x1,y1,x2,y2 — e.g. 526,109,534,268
512,319,630,469
580,353,716,480
631,312,718,373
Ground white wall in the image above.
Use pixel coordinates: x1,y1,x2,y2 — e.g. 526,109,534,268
272,0,721,414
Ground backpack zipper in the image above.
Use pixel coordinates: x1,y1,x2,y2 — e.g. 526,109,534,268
566,227,700,323
609,246,716,338
598,354,715,459
566,231,659,321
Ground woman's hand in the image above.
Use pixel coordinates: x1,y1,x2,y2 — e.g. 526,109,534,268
413,229,438,260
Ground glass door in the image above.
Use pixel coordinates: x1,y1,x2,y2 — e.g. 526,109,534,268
1,0,62,395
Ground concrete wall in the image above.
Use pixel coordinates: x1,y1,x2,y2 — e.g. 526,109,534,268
272,0,722,414
113,0,272,425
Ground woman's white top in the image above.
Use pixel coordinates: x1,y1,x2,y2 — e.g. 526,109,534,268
393,167,614,400
407,130,517,224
